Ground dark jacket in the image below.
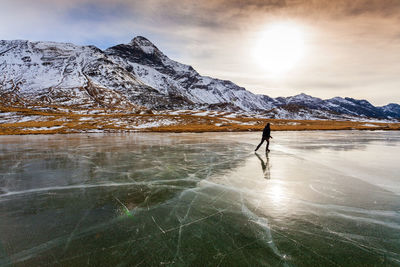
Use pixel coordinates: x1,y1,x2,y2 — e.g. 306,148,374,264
262,125,271,138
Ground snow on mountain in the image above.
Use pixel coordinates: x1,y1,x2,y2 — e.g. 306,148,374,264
273,94,399,120
105,36,275,111
275,93,326,110
323,97,386,119
0,39,155,109
379,103,400,119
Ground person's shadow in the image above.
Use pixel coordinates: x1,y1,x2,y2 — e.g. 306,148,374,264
255,152,271,179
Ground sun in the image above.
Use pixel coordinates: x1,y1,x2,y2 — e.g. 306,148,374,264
254,23,305,77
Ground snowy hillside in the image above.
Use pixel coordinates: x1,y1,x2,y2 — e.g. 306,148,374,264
0,40,160,109
105,36,276,111
274,93,400,120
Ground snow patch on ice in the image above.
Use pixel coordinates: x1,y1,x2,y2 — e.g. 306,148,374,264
133,119,177,129
25,126,64,131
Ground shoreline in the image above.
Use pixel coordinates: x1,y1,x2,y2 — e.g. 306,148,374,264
1,106,399,135
1,122,399,135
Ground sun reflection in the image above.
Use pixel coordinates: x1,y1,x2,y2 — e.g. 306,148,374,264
269,184,284,203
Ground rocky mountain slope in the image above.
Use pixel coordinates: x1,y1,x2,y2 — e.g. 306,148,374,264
105,36,276,111
1,36,399,121
0,39,167,110
273,93,400,120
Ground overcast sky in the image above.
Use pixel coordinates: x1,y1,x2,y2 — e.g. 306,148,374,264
1,0,400,105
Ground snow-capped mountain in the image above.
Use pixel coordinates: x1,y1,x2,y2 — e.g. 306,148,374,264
379,103,400,119
273,93,400,120
0,36,399,120
105,36,276,111
0,39,168,109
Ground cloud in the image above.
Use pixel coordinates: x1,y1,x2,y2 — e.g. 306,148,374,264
64,2,132,23
1,0,400,105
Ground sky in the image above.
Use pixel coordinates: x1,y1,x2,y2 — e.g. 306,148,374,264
1,0,400,105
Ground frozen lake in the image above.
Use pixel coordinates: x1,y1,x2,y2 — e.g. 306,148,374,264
0,131,399,266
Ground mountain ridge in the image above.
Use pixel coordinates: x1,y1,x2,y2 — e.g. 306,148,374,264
1,36,399,121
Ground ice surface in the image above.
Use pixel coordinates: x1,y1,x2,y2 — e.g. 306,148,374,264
0,131,399,266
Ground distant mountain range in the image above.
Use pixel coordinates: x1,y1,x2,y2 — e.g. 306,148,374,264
1,36,399,121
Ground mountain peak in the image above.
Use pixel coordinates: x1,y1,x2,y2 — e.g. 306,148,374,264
130,36,152,44
129,36,159,54
292,93,318,100
295,93,311,98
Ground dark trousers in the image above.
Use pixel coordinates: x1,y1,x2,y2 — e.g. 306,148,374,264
255,137,270,152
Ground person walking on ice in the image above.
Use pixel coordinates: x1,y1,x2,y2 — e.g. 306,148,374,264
255,123,273,152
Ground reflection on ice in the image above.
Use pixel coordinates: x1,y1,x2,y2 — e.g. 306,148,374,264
0,131,400,266
269,184,285,204
255,152,271,179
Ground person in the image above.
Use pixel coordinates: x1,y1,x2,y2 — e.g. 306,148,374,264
255,123,273,152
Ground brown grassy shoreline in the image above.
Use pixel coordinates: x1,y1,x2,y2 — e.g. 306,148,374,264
1,116,399,135
1,105,399,135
